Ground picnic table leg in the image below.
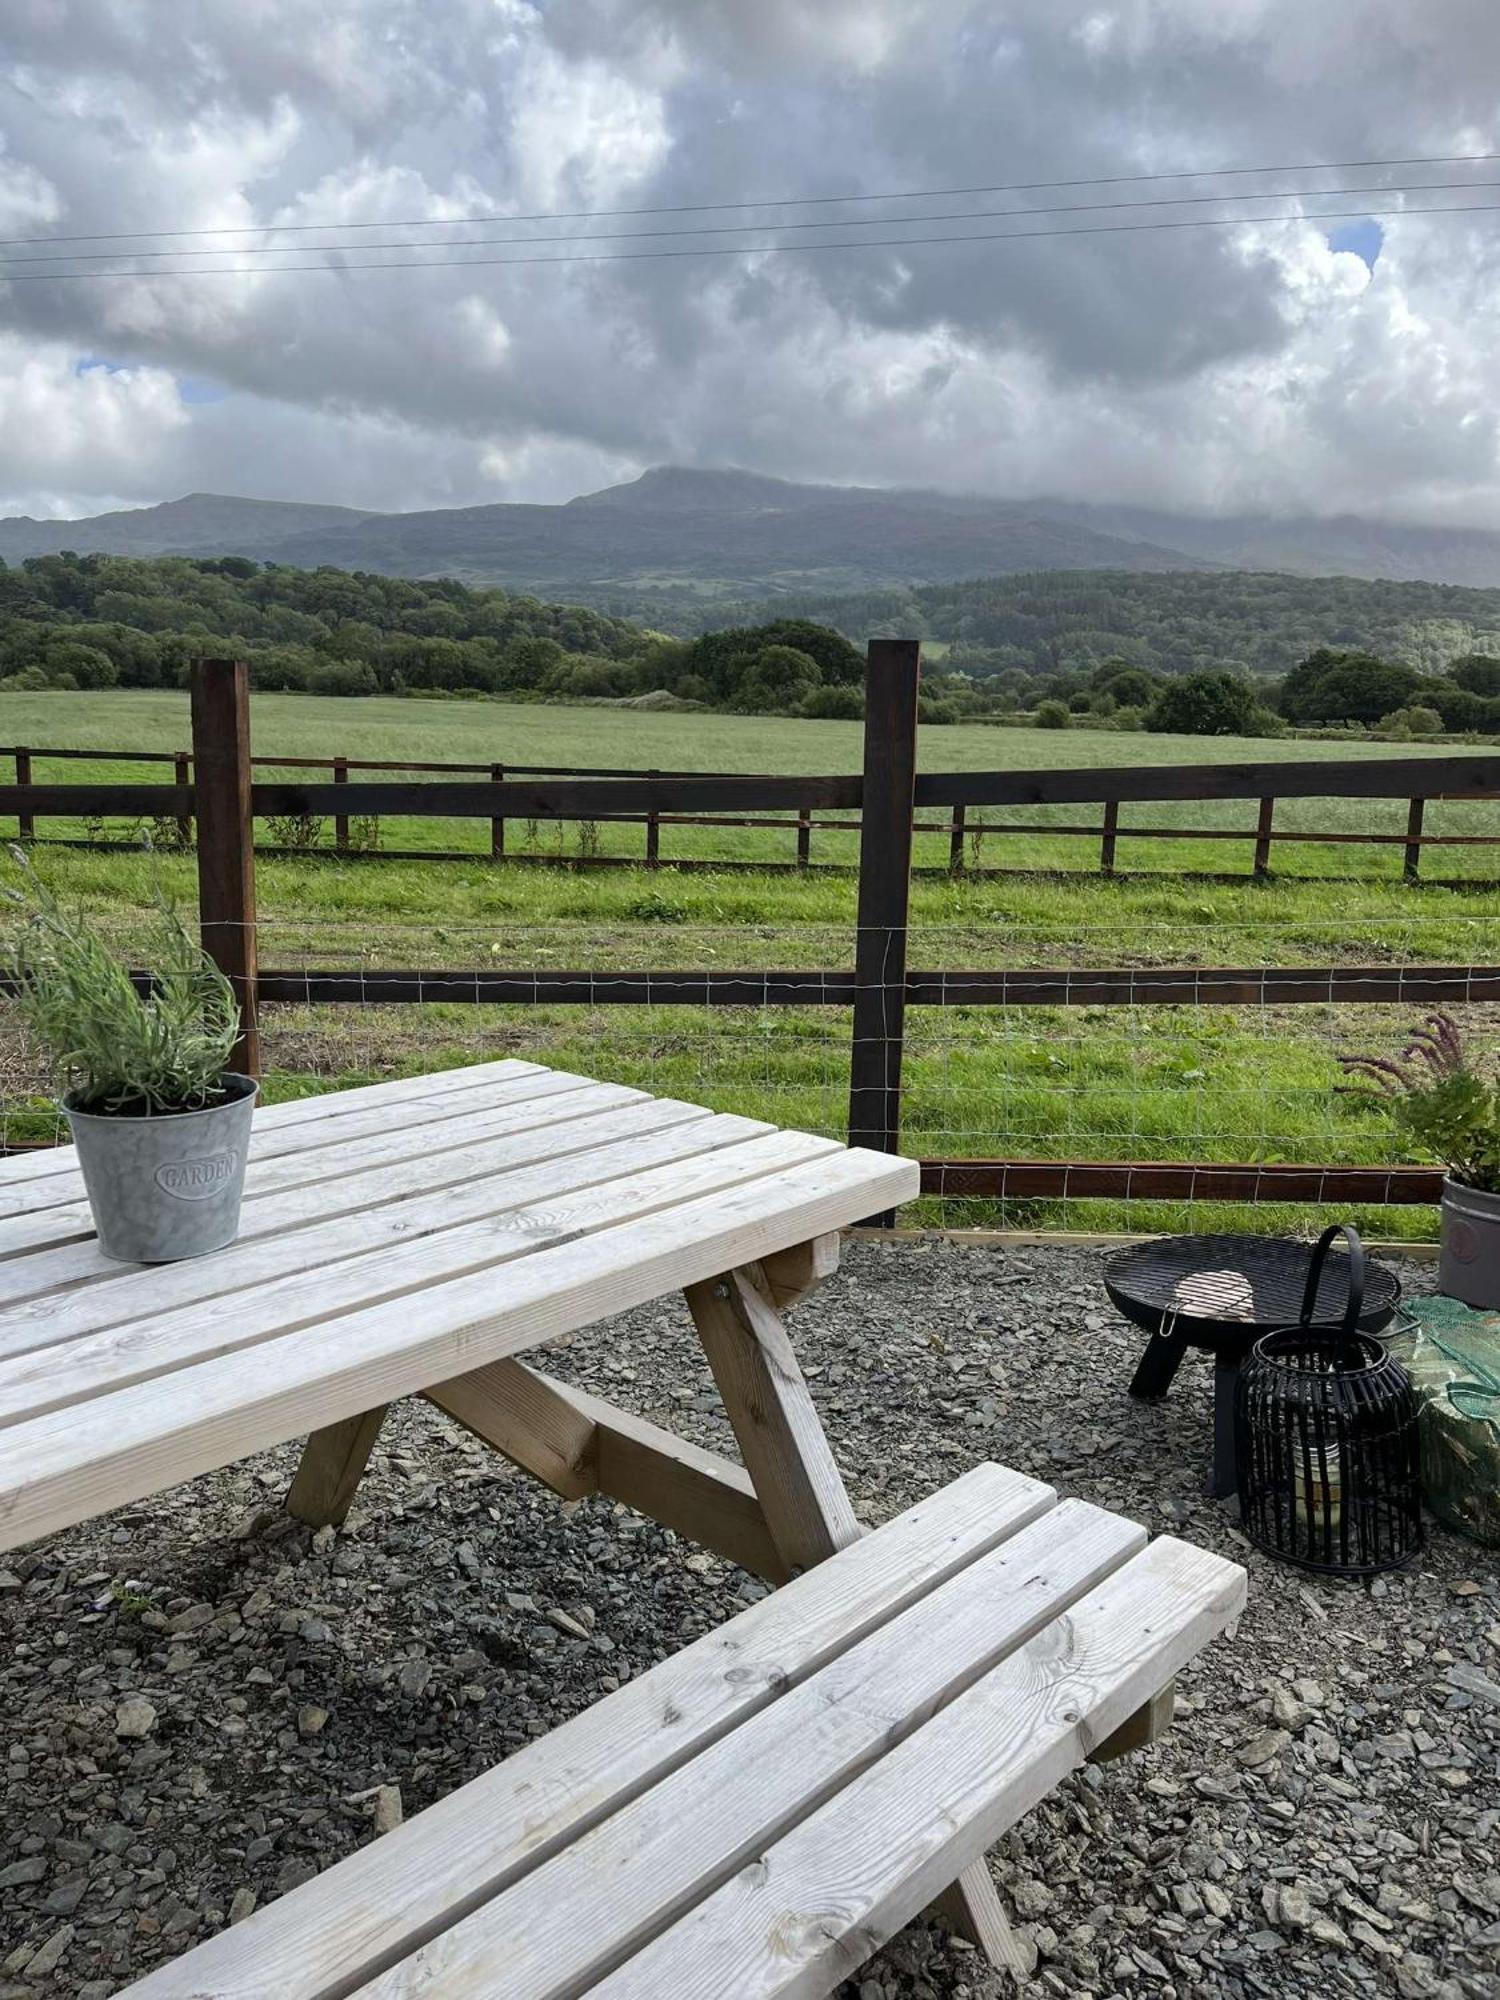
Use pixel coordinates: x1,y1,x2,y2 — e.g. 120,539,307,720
684,1259,1027,1977
287,1406,388,1527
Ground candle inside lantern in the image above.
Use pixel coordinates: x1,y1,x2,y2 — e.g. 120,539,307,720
1297,1441,1343,1537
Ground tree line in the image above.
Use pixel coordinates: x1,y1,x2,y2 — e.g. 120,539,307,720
6,551,1499,738
0,553,862,717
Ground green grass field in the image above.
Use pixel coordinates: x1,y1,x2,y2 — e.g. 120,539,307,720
4,690,1498,1239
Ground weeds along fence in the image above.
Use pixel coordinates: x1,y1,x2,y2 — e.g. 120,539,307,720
9,731,1500,884
4,648,1500,1229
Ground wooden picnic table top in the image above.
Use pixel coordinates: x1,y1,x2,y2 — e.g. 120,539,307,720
0,1058,916,1557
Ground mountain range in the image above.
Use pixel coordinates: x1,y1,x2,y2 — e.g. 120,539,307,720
6,467,1500,617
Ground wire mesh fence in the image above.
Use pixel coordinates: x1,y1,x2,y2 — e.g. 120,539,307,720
7,895,1493,1240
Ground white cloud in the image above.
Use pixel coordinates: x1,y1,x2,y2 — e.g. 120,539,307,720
0,0,1496,525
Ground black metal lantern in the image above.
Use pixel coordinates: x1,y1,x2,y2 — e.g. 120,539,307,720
1235,1225,1423,1577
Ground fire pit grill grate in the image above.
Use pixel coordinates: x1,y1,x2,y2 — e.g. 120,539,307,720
1105,1233,1401,1346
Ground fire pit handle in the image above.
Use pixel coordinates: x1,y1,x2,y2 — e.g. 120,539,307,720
1298,1222,1366,1338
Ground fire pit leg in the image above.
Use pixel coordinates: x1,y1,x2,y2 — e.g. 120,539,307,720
1211,1356,1240,1499
1129,1328,1189,1400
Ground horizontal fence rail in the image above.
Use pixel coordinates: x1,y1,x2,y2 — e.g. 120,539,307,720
9,961,1497,1009
5,745,1500,883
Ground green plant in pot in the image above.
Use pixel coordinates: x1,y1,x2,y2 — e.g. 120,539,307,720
1341,1012,1500,1307
3,846,256,1263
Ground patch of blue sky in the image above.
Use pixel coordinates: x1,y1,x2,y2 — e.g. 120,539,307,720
1327,218,1383,271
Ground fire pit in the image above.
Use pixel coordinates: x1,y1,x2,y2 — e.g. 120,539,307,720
1104,1231,1402,1496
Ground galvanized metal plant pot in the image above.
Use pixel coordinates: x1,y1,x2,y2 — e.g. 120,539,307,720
64,1074,257,1263
1438,1177,1500,1310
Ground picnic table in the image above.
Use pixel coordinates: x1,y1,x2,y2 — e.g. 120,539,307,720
0,1057,1245,1996
0,1057,910,1565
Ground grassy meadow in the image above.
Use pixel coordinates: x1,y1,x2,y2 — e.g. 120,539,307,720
4,688,1499,1239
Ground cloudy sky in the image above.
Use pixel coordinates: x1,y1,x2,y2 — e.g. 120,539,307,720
0,1,1497,524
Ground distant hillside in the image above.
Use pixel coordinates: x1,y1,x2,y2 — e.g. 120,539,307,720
8,468,1500,613
0,493,376,561
716,570,1500,681
0,468,1212,604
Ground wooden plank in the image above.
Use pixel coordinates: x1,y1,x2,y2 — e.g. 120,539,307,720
1405,796,1426,883
904,963,1500,1005
246,775,863,818
847,639,921,1188
190,659,259,1077
932,1869,1032,1980
1099,798,1119,876
0,1056,548,1192
591,1538,1246,2000
0,784,190,816
253,969,860,1006
286,1407,388,1527
759,1233,840,1312
0,1145,916,1553
0,1077,648,1271
333,755,350,851
0,1066,586,1220
685,1267,860,1574
0,1104,734,1372
1253,796,1275,878
15,747,33,839
0,1117,789,1418
120,1464,1054,2000
426,1363,785,1581
1090,1679,1176,1762
248,960,1500,1012
427,1358,599,1498
174,750,192,847
948,800,966,874
918,1159,1444,1203
914,752,1500,808
350,1501,1145,1999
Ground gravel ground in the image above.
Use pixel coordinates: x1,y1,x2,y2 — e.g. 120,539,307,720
1,1239,1496,2000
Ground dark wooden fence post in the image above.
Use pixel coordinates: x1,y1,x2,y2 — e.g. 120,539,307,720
490,762,505,859
190,659,260,1079
333,756,349,853
797,805,811,869
1404,798,1425,884
1253,796,1275,880
14,748,33,841
948,800,967,874
848,639,921,1224
1099,800,1119,877
646,771,660,869
174,751,192,847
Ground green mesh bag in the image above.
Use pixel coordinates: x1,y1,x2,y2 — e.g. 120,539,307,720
1386,1298,1500,1549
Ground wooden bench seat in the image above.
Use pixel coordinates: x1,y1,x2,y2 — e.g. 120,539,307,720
123,1462,1245,2000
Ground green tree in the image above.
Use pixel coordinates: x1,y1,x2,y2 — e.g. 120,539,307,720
1035,699,1071,729
1449,653,1500,696
1279,648,1425,724
1147,671,1260,736
737,644,821,712
800,683,863,720
42,641,118,689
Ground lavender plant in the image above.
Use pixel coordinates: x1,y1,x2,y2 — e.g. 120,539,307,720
3,845,239,1115
1341,1011,1500,1193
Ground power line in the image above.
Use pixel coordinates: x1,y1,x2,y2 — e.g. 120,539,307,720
0,150,1494,251
1,197,1493,283
3,177,1492,269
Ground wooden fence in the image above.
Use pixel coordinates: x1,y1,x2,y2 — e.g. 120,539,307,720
9,737,1500,883
4,651,1499,1213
